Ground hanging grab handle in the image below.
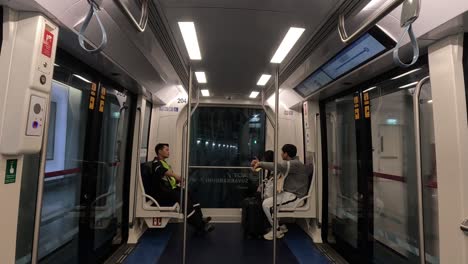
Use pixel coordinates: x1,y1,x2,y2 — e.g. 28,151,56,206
338,0,421,68
115,0,149,32
78,0,108,53
393,22,419,68
338,0,405,43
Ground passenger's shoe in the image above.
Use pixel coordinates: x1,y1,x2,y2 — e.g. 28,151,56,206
263,229,284,240
204,223,215,233
194,223,215,236
279,224,288,233
203,216,212,223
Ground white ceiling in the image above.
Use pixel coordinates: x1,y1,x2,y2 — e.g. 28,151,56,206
159,0,344,99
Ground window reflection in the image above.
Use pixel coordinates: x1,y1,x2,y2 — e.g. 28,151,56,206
190,107,266,167
188,107,266,208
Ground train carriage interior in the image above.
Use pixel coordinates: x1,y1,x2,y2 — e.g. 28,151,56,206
1,0,468,263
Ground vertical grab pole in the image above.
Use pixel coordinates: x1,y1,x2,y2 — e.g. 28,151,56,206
182,68,193,264
272,66,279,264
31,97,51,264
413,76,429,264
314,113,321,227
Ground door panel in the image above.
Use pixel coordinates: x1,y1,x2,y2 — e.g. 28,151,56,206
322,64,439,264
37,51,134,264
324,94,361,259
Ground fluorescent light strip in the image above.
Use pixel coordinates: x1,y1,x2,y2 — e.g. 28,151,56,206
399,82,418,89
391,68,421,80
195,72,207,83
427,100,433,103
201,89,210,96
73,74,92,83
249,91,260,98
363,86,377,93
178,22,202,60
271,27,305,64
257,74,271,86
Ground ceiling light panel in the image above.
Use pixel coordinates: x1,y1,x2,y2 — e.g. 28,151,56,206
201,89,210,96
178,22,202,60
249,91,260,98
271,27,305,64
257,74,271,86
195,72,207,83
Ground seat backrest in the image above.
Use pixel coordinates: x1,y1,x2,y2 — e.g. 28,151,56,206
305,163,314,186
304,163,315,204
140,162,153,196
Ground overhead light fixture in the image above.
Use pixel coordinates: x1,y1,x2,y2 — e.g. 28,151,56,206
427,100,433,103
271,27,305,64
386,118,398,125
399,82,418,89
363,86,377,93
257,74,271,86
249,91,260,98
201,89,210,96
391,68,421,80
195,72,207,83
73,74,92,83
178,22,202,60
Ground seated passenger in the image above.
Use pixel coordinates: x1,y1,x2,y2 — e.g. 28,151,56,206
251,144,308,240
146,143,214,235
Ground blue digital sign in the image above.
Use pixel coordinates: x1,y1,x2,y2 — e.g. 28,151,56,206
296,70,332,96
322,34,386,79
294,33,388,97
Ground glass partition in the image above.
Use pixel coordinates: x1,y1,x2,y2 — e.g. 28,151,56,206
188,107,266,208
188,168,260,208
189,107,266,167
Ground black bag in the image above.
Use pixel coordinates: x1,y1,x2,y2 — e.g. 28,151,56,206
241,196,268,239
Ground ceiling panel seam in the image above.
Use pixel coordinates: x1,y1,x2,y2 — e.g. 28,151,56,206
148,0,189,87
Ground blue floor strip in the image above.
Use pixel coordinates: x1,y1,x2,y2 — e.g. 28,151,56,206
125,224,331,264
284,225,331,264
124,228,172,264
157,223,298,264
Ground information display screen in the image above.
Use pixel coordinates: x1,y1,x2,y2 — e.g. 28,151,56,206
294,29,393,98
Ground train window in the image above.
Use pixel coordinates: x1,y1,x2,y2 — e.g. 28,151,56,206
45,102,56,160
39,79,91,261
294,26,395,98
188,107,266,208
15,154,41,264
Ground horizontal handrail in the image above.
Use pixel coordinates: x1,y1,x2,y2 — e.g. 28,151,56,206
338,0,405,43
114,0,149,32
189,166,252,169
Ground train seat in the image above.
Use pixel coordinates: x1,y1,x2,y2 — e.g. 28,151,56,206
277,163,317,218
135,163,183,228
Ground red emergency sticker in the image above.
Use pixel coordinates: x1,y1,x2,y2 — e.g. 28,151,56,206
41,30,54,58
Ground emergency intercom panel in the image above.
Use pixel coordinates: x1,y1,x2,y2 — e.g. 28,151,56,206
0,8,59,154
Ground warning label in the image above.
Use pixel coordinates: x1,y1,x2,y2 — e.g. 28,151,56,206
41,30,54,58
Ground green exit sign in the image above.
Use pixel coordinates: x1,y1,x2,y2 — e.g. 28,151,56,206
5,159,17,184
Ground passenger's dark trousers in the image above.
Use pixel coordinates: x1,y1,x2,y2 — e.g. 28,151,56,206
155,187,205,231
